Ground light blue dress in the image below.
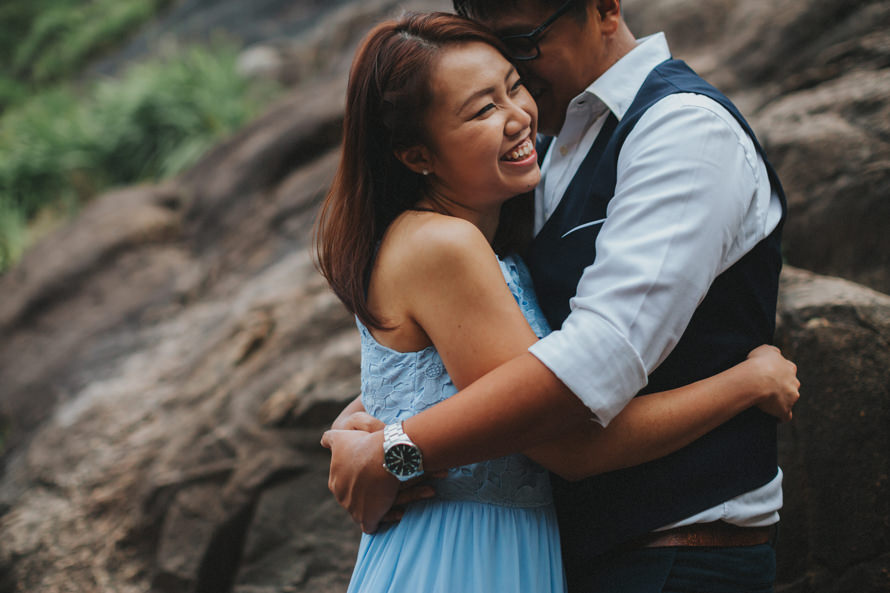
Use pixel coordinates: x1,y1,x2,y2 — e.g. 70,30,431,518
347,255,566,593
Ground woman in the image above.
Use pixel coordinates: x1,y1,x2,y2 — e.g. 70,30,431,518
315,12,798,593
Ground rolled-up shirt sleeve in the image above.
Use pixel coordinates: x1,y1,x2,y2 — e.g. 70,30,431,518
529,94,765,426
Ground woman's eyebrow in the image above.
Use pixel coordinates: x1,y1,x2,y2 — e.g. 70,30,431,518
456,65,517,115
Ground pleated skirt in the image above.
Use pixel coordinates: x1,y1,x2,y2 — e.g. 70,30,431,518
347,498,566,593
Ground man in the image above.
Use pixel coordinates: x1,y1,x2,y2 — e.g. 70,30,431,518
323,1,791,590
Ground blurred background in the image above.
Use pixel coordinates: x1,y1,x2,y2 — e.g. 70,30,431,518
0,0,888,592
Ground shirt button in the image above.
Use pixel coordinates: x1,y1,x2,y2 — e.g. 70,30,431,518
560,146,569,156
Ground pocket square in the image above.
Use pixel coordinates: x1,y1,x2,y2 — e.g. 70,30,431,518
561,218,606,239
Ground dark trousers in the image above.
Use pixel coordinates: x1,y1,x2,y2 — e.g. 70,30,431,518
568,544,776,593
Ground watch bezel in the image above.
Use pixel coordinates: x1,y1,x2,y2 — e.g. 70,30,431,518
383,442,423,479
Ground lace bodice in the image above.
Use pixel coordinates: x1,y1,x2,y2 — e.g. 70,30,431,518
359,254,553,508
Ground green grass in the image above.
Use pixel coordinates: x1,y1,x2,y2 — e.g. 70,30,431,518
0,42,280,271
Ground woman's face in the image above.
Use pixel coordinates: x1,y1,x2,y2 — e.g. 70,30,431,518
420,42,540,217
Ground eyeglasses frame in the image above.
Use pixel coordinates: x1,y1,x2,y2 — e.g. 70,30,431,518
498,0,580,61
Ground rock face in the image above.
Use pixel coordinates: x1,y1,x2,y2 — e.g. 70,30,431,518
625,0,890,294
0,1,888,592
774,268,890,593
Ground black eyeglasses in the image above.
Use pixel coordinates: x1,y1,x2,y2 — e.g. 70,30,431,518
499,0,578,61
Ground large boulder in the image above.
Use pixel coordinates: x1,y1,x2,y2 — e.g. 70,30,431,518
0,2,447,591
625,0,890,293
774,267,890,593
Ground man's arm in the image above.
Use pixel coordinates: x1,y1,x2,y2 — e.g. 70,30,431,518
324,343,798,532
531,95,778,423
405,352,588,470
526,345,799,480
321,353,587,532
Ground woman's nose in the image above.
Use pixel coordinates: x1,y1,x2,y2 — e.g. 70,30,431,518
505,101,532,137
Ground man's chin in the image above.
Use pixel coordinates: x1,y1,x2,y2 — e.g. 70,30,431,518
537,117,563,137
532,96,565,136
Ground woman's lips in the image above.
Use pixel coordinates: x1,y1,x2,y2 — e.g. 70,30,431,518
501,137,534,162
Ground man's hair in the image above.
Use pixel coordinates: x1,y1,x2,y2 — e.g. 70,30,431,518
454,0,588,22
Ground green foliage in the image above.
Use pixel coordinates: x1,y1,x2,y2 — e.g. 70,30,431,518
0,42,280,272
0,0,280,272
0,196,27,271
0,75,28,108
1,0,171,98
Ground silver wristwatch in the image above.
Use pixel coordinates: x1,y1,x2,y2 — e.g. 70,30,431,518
382,422,424,481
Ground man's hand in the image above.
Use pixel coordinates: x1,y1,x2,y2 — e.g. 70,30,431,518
320,428,398,533
747,345,800,422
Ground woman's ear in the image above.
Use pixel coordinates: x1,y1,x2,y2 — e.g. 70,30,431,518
394,145,434,176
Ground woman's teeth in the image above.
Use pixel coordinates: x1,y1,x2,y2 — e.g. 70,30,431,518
503,139,533,162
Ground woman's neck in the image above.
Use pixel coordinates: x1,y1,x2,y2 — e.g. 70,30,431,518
416,195,500,244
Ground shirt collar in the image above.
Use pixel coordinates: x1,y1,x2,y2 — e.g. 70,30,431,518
581,33,672,121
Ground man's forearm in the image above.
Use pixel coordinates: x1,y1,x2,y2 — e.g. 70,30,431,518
402,352,591,471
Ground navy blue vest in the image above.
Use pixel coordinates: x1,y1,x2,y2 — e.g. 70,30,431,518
525,60,787,574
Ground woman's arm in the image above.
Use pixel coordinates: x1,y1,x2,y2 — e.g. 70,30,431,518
332,396,386,432
385,215,546,392
331,395,366,430
524,345,799,481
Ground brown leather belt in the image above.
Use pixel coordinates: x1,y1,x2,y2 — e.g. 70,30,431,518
635,521,772,548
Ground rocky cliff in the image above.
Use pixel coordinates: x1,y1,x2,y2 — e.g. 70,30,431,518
0,1,888,592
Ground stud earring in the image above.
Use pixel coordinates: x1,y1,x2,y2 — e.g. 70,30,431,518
422,169,430,176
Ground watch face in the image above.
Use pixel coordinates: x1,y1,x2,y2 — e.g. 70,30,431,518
384,443,422,477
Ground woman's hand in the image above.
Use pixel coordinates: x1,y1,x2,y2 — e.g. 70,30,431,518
380,471,448,524
746,345,800,422
332,410,385,432
321,420,442,532
320,429,398,533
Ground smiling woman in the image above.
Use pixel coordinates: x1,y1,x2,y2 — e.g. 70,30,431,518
314,12,567,593
400,41,540,233
315,13,538,333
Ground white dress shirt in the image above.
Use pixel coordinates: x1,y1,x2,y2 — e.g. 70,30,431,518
528,33,784,528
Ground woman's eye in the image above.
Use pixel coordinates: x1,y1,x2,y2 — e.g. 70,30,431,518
473,103,495,118
511,79,524,92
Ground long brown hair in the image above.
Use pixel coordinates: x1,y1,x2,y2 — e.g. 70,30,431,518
314,12,533,329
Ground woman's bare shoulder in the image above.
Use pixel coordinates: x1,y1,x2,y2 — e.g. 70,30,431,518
368,211,501,350
379,211,496,279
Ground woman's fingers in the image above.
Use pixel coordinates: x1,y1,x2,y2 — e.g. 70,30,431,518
394,485,436,506
381,508,405,524
377,471,449,526
341,412,385,432
379,484,438,526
